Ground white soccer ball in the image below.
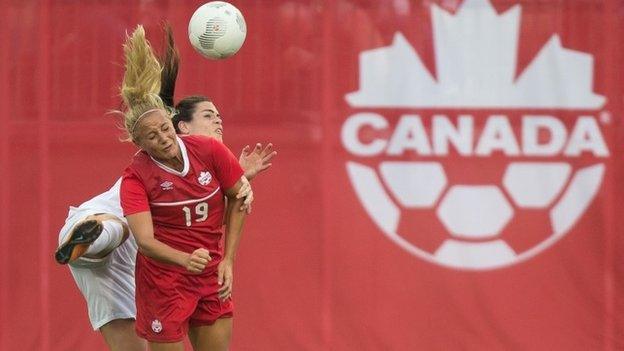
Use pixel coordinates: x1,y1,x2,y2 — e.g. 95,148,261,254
188,1,247,60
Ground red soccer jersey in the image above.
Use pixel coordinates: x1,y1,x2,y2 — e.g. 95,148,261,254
120,135,244,274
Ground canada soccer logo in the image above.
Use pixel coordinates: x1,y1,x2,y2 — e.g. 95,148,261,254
342,0,608,270
198,171,212,186
151,319,162,333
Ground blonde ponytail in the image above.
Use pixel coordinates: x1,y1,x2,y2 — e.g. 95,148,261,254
120,25,171,141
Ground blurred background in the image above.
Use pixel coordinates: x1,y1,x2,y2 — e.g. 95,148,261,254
1,0,623,350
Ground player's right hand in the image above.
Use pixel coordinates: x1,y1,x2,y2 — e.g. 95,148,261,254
236,176,254,214
239,143,277,180
185,248,211,274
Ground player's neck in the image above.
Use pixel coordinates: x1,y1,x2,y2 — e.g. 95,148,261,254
163,157,183,172
156,153,184,172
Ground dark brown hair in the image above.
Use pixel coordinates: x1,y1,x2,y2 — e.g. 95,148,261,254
157,23,212,134
158,23,179,108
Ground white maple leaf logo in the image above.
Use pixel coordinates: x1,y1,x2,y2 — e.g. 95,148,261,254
198,171,212,186
346,0,605,109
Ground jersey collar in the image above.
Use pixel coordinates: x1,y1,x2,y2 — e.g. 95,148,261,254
149,135,190,177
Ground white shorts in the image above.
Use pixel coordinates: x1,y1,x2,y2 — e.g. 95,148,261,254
59,208,138,330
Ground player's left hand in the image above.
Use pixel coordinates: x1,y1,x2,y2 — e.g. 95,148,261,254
236,176,254,214
239,143,277,181
217,259,234,300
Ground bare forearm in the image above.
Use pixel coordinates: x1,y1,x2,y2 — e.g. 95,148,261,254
224,196,246,262
137,236,189,267
126,212,191,268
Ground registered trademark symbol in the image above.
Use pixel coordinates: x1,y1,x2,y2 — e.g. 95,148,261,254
599,111,611,124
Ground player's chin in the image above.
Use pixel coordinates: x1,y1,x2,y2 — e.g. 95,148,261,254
159,147,177,159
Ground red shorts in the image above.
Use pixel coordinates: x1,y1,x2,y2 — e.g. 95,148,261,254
135,258,234,342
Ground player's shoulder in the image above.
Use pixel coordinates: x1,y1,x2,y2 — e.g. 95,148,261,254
124,150,151,173
179,134,218,148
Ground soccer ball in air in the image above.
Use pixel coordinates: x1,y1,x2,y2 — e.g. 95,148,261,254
188,1,247,60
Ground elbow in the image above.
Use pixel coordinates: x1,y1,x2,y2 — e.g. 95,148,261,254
136,237,155,256
137,245,150,256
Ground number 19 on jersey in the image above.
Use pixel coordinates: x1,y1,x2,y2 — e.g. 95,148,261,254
182,201,209,227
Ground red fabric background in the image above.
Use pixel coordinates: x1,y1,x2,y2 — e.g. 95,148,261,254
0,0,622,350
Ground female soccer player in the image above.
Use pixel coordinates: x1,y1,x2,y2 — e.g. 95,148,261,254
118,25,248,351
55,25,275,351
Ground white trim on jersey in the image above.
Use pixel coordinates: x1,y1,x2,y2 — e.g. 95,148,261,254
150,136,190,177
151,187,221,206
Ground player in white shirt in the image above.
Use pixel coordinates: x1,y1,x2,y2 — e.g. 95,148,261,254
55,25,276,351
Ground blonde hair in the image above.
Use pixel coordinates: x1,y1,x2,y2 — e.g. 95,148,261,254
120,25,172,141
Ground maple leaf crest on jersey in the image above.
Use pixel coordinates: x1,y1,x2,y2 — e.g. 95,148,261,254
198,171,212,186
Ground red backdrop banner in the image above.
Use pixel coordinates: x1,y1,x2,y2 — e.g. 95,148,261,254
1,0,623,350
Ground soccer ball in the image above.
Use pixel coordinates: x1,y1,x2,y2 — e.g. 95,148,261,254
188,1,247,60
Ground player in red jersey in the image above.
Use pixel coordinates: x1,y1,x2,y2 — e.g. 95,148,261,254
56,24,274,351
118,25,249,351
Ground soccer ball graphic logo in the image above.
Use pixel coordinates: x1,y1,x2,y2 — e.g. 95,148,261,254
347,161,604,270
342,0,608,270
